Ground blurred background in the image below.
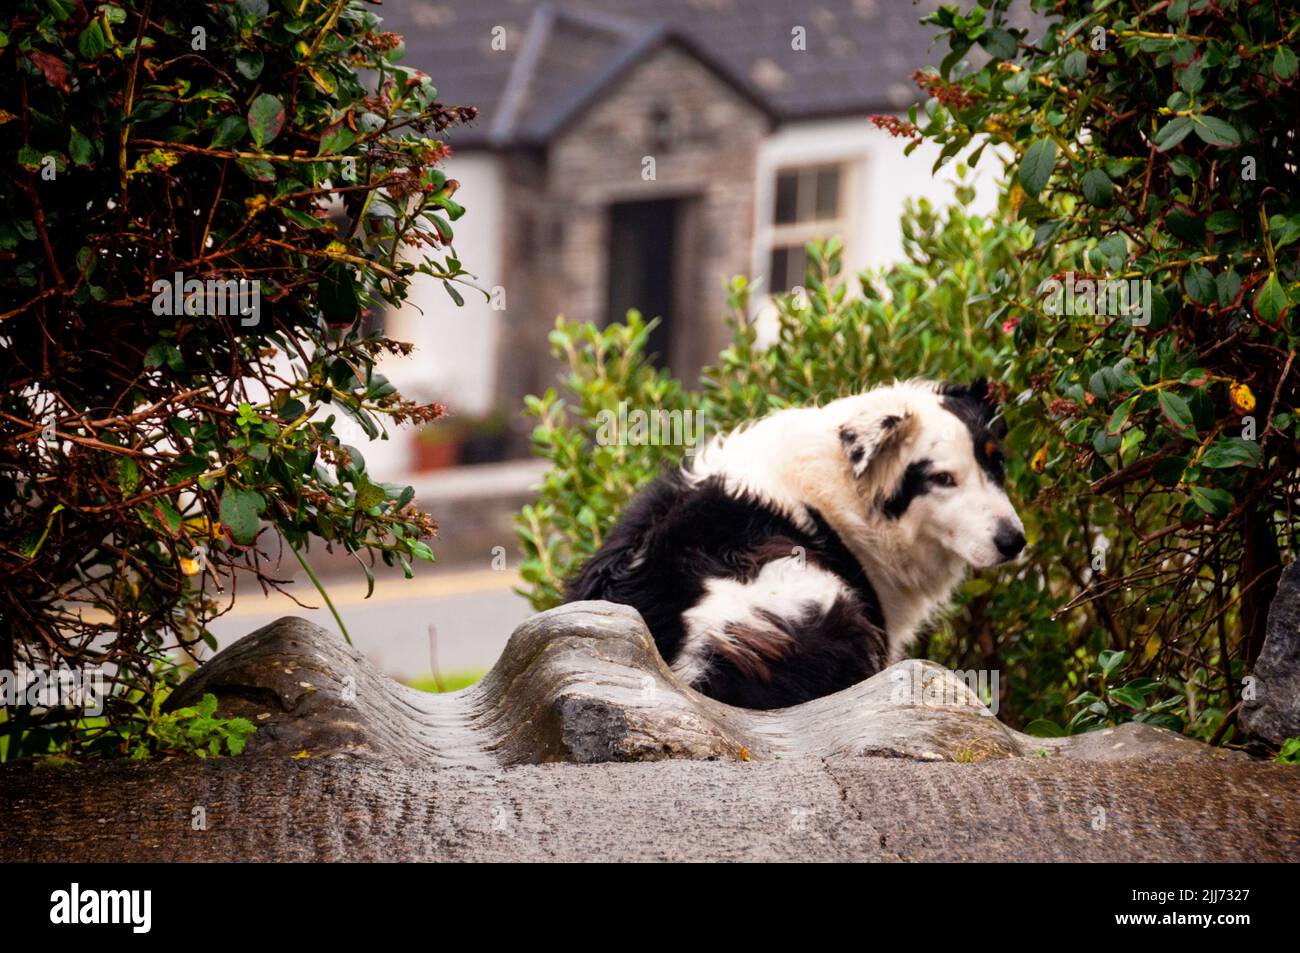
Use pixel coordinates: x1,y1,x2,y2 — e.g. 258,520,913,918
209,0,1003,683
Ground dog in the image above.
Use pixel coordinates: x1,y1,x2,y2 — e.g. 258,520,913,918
564,379,1025,710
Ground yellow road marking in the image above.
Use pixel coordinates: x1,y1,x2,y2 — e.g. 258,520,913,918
218,568,523,617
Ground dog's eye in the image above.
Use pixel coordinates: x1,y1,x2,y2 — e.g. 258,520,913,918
932,471,957,487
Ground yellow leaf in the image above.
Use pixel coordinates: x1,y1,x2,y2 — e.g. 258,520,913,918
1031,444,1048,473
307,66,335,95
182,516,221,539
292,749,311,759
179,556,203,576
1008,182,1026,214
1228,381,1255,415
737,746,750,762
1143,631,1162,662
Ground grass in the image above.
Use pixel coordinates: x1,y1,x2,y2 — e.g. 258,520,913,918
405,671,485,694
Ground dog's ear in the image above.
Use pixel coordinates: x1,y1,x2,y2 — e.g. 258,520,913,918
940,378,996,410
940,378,1006,437
838,410,917,481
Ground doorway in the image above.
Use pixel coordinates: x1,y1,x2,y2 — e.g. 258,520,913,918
604,198,679,368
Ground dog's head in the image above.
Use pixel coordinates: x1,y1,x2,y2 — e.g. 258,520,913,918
834,380,1025,568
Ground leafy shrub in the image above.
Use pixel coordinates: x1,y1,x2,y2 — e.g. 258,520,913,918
3,688,253,762
1,0,475,758
905,0,1298,741
517,182,1149,733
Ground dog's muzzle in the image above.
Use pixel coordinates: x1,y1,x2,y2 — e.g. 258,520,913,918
993,520,1026,562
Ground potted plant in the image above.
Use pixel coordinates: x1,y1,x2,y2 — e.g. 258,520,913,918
412,418,468,471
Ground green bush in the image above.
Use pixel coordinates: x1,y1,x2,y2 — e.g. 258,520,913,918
519,181,1152,733
907,0,1298,740
517,0,1298,744
1,0,476,759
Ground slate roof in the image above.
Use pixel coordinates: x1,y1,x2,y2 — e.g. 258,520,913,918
376,0,949,147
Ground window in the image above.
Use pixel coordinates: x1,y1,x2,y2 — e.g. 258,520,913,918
767,163,848,292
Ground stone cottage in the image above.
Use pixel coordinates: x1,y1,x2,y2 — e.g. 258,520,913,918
364,0,1003,471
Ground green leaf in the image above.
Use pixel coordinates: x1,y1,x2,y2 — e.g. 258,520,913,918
1191,115,1240,147
1061,49,1087,80
44,0,76,21
211,116,247,149
1199,438,1261,469
1106,395,1136,434
1205,211,1240,234
1097,649,1126,677
978,28,1017,60
68,127,94,166
1166,207,1205,246
236,157,276,182
1273,47,1298,81
1018,138,1057,197
1189,485,1233,518
116,456,140,495
236,50,264,80
1080,168,1113,208
219,488,266,545
354,478,385,511
1254,272,1289,324
246,93,286,149
1109,685,1147,710
1176,58,1204,94
1153,116,1192,151
1183,266,1214,305
405,539,435,562
78,21,109,59
318,121,356,156
1157,390,1197,440
1022,719,1064,738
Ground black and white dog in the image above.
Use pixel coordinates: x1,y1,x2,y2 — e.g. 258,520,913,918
565,380,1025,710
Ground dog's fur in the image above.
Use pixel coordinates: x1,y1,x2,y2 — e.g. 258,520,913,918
565,379,1025,710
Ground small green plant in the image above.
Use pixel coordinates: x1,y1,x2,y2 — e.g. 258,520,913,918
517,312,694,609
4,685,254,763
1065,649,1185,734
1276,736,1300,765
126,691,256,760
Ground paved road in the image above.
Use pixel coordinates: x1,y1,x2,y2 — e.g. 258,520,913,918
206,568,532,681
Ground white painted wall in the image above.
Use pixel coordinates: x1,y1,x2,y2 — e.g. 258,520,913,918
752,115,1005,279
383,151,506,414
748,115,1006,344
340,151,508,476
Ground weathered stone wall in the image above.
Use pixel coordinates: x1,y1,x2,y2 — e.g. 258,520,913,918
2,602,1297,863
495,42,770,415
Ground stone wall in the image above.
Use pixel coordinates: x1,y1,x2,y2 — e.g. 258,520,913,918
494,41,771,417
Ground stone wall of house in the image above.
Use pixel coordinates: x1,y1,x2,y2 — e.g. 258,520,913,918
495,42,771,422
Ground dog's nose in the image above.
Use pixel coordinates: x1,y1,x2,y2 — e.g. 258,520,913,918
994,521,1026,561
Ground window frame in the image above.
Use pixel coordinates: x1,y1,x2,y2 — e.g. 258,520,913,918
766,161,852,293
